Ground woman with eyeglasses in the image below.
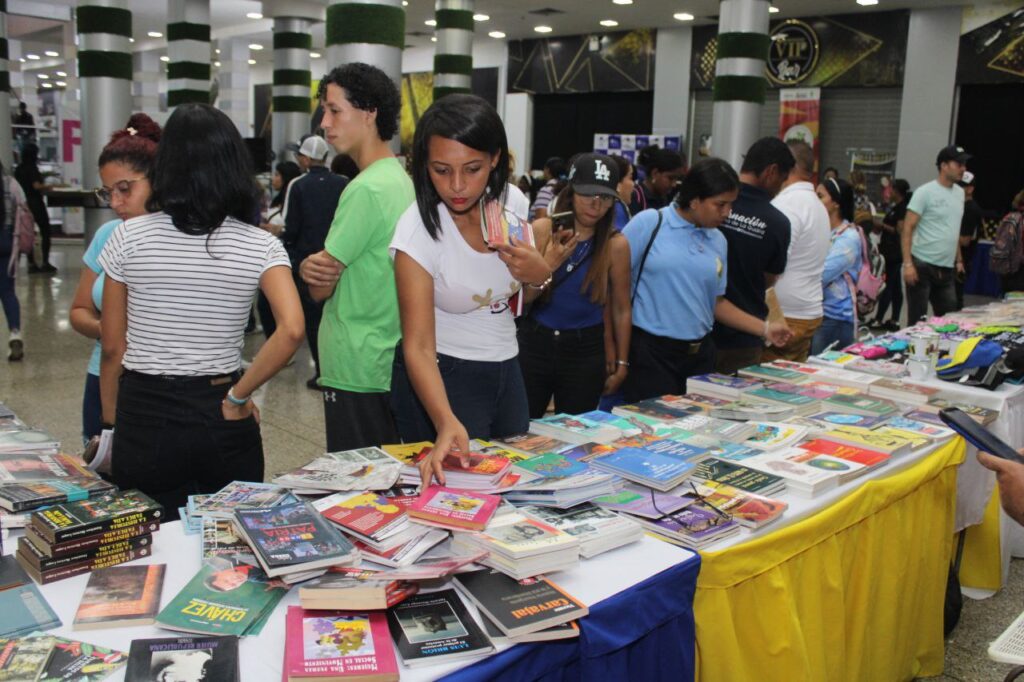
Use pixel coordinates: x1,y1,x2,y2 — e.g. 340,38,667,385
69,114,160,442
810,177,863,354
518,152,632,417
623,158,792,402
97,104,305,517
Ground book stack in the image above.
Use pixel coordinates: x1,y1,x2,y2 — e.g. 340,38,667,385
611,398,705,424
761,359,879,390
16,489,163,584
816,426,926,456
687,373,763,399
233,502,359,580
454,569,588,640
0,451,98,486
672,414,757,443
592,487,694,519
493,432,574,459
916,399,998,425
126,635,238,682
272,448,403,494
298,567,419,611
866,379,942,406
402,448,515,491
190,481,294,520
0,429,60,454
501,470,623,508
797,439,891,475
0,477,117,513
806,411,889,429
312,490,426,555
737,364,810,384
529,413,623,445
284,607,399,682
710,399,798,422
450,512,580,579
386,589,494,668
743,422,809,451
673,393,734,411
737,448,849,496
201,517,257,564
690,458,786,496
353,529,449,569
407,486,499,531
743,386,821,416
518,503,644,557
626,497,741,549
688,481,788,529
589,444,697,492
883,416,956,441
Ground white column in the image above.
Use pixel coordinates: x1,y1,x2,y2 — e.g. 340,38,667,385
503,92,532,177
433,0,473,99
167,0,211,108
132,50,162,120
652,27,693,140
218,38,251,137
272,16,313,163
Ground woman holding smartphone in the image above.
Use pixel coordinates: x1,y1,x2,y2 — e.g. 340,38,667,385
518,152,632,417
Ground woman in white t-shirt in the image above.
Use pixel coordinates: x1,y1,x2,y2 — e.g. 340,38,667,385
98,103,305,517
389,94,552,489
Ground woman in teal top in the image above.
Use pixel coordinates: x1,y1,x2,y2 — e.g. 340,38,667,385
69,114,160,441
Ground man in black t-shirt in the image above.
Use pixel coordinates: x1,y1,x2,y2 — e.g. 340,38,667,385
712,137,794,374
956,171,983,310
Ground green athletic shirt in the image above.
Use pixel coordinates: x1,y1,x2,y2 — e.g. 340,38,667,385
319,157,414,392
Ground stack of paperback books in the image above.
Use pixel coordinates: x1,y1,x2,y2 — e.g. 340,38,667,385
189,481,294,520
284,607,399,681
386,589,494,668
450,512,580,578
528,413,623,444
407,486,499,531
16,489,163,584
272,448,403,494
298,567,419,611
312,490,426,555
687,373,763,399
589,443,698,492
501,470,623,508
518,503,644,557
626,496,741,549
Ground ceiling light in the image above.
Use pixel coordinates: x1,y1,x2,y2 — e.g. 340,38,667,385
248,58,256,65
613,0,633,4
430,37,437,42
310,51,321,58
44,50,59,57
215,48,221,54
148,31,163,38
214,61,221,67
673,12,695,21
856,0,879,4
160,55,170,62
248,43,263,50
534,25,553,33
600,19,619,27
488,31,506,39
129,38,135,43
26,54,40,60
402,1,408,5
769,5,779,12
18,58,25,63
56,71,66,77
473,14,489,21
55,81,66,87
425,19,436,26
37,74,49,79
41,82,52,88
246,12,263,19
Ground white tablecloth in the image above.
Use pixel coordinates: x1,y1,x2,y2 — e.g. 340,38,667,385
5,521,696,681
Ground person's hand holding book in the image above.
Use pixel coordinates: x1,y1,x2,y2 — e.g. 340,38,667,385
419,418,471,489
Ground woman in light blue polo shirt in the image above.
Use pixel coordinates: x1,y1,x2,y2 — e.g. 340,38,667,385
622,158,791,402
69,114,160,441
810,177,863,354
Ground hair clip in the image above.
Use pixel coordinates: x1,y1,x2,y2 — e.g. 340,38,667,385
127,127,137,136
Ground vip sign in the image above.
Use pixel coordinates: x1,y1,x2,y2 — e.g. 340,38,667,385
767,20,820,85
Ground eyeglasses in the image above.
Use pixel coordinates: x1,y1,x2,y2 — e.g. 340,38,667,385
94,178,145,205
577,193,615,206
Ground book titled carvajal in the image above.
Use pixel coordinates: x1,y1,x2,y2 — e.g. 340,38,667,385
234,502,357,578
73,564,166,630
454,569,588,638
125,635,239,682
285,606,399,681
407,486,499,531
386,589,494,668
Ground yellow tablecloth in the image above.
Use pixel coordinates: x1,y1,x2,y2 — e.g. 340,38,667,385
694,439,965,681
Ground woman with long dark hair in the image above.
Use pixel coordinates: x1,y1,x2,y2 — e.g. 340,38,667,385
261,160,302,235
388,94,551,488
518,153,632,417
98,103,304,516
811,177,863,353
629,145,686,214
623,158,791,401
15,142,54,273
70,114,160,442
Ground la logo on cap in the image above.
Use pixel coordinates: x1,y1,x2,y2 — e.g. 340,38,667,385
594,159,610,182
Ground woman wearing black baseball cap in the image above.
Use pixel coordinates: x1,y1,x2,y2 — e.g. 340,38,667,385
518,152,633,417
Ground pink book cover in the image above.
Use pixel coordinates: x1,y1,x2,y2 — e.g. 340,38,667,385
408,486,499,529
285,605,398,679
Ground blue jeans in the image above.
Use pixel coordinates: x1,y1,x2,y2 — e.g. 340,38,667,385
390,345,529,442
83,373,102,442
810,317,856,355
0,258,19,330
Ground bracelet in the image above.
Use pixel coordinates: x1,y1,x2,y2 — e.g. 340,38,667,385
763,318,770,340
225,388,249,406
616,359,630,368
527,275,553,290
902,263,914,269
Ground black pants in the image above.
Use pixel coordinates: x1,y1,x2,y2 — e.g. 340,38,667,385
623,326,714,403
111,369,263,520
874,250,903,323
323,386,398,452
295,272,324,377
27,200,51,266
517,318,606,419
906,257,957,325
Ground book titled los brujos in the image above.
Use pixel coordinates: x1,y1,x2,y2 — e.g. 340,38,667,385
284,606,399,682
125,635,239,682
386,589,494,668
73,564,166,630
234,501,358,577
30,489,163,544
453,568,588,638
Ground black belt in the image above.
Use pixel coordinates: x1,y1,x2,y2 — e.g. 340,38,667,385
522,318,604,341
634,326,707,355
122,369,241,387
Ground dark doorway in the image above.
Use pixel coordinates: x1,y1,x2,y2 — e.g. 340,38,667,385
955,84,1024,214
530,91,654,171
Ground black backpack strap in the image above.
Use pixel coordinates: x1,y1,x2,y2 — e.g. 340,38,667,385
631,210,664,307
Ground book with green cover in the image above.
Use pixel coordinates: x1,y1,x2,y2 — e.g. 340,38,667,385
155,559,289,637
822,393,898,417
737,364,809,383
690,457,786,495
0,636,53,680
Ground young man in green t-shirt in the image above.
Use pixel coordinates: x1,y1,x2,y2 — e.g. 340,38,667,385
300,63,415,451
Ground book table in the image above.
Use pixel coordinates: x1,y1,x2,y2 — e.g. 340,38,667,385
9,520,702,681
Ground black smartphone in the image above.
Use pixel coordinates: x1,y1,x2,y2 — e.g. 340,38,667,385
549,210,575,234
939,407,1024,463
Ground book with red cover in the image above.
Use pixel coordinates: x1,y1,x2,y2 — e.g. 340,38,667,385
407,487,499,531
316,491,408,542
797,438,891,467
285,606,399,681
413,449,510,480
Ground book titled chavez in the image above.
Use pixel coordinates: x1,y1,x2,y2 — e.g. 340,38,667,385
284,606,399,681
386,589,493,668
125,635,239,682
30,489,163,544
453,568,588,637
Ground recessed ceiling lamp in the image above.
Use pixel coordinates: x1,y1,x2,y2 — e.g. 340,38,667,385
310,52,321,58
430,36,437,42
26,54,40,60
148,31,163,38
56,71,67,77
473,14,489,21
673,13,694,21
856,0,879,4
769,5,779,12
41,82,52,88
246,12,263,19
44,50,59,57
37,74,49,79
488,31,506,39
534,25,553,33
600,19,619,27
425,19,436,26
160,55,170,62
248,43,263,50
55,81,66,87
248,58,257,64
214,61,221,67
613,0,633,4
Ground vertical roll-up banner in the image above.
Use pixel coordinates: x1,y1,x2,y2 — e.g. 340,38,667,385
779,87,821,177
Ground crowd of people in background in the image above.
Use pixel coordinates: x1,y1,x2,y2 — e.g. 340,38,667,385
1,61,1024,513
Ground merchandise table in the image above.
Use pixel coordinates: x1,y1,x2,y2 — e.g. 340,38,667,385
693,438,965,681
6,522,701,682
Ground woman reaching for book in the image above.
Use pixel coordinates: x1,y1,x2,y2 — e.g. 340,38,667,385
622,157,792,402
517,152,632,418
388,94,551,489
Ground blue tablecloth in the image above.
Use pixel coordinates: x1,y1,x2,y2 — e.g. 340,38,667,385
440,552,701,682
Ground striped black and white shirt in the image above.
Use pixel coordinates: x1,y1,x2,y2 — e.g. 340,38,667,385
98,212,290,376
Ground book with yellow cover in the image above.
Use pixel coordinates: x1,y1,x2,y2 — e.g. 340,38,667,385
820,425,924,455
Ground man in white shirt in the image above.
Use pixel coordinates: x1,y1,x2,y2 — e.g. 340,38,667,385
763,140,831,362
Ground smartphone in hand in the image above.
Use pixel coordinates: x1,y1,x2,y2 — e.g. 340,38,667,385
939,407,1024,464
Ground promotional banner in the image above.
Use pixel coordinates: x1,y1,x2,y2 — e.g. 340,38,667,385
592,133,683,164
850,151,897,209
778,88,821,174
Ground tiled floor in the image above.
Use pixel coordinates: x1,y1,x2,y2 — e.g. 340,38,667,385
2,242,1023,680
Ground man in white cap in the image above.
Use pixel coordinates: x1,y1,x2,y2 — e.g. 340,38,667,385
282,134,348,389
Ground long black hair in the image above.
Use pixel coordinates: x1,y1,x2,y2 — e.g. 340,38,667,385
637,144,685,177
271,161,302,208
147,103,262,235
674,157,739,209
411,94,509,240
823,177,856,223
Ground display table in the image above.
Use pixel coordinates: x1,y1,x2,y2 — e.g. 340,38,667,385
9,522,700,682
693,438,965,681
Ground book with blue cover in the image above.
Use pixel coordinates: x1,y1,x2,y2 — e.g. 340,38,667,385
0,582,61,637
529,414,622,445
590,447,695,491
